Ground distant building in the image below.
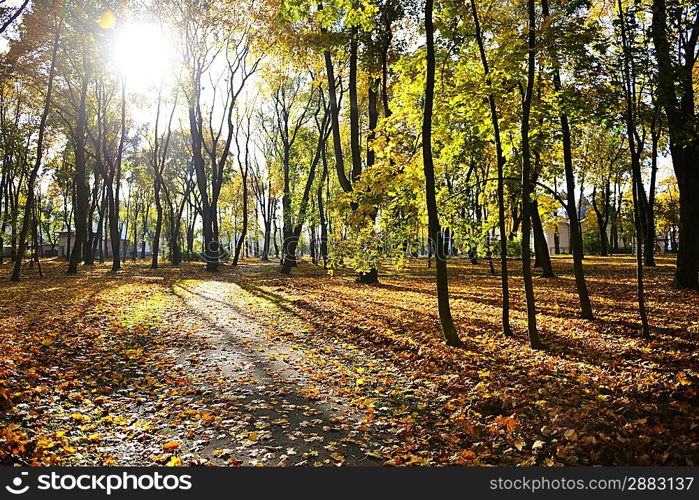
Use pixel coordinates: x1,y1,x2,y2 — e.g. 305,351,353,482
58,231,152,259
542,196,594,255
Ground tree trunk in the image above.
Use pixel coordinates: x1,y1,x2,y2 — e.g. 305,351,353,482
423,0,462,347
531,198,554,277
520,0,543,349
151,181,162,269
68,68,90,275
12,14,60,281
322,43,351,193
141,205,149,260
108,81,126,272
644,123,659,266
618,0,651,338
651,0,699,289
542,0,593,319
471,0,513,337
357,78,381,285
233,170,248,266
349,29,362,184
318,146,329,268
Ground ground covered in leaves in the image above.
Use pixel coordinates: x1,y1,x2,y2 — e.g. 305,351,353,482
1,256,697,466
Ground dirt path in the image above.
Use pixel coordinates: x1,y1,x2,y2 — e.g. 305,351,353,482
159,276,382,466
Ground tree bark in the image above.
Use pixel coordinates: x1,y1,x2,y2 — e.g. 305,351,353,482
618,0,651,338
322,40,352,193
108,81,126,272
423,0,462,347
11,7,61,281
520,0,544,349
644,119,659,266
318,145,329,268
651,0,698,288
541,0,593,319
471,0,513,337
68,64,90,275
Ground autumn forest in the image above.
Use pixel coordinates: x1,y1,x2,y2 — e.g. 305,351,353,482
0,0,697,468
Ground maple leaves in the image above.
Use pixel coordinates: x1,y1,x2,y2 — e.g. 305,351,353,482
0,264,193,465
1,256,696,466
230,256,698,466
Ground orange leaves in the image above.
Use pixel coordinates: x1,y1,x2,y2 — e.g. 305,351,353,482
493,415,518,433
163,441,182,452
223,257,698,466
0,262,198,466
1,258,697,466
0,388,12,410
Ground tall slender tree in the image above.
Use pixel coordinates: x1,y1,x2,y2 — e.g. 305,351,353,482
519,0,543,349
11,1,62,282
424,0,462,347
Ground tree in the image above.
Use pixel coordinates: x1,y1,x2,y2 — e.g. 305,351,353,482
232,111,253,266
541,0,593,319
651,0,698,289
469,0,514,337
149,89,177,269
177,0,259,271
11,0,61,282
519,0,543,349
424,0,462,347
616,0,650,338
0,0,30,35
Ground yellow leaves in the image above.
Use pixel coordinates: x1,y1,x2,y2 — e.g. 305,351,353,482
2,258,696,467
563,429,578,441
454,449,477,465
97,11,117,30
676,372,692,386
162,441,182,452
166,456,183,467
124,348,143,360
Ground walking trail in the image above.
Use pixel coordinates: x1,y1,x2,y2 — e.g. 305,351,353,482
146,272,386,466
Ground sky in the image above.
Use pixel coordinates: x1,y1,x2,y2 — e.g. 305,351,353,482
0,0,28,52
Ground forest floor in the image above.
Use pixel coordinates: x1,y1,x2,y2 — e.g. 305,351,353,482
0,255,697,466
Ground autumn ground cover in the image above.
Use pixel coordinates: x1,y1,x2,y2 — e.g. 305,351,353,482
0,256,697,466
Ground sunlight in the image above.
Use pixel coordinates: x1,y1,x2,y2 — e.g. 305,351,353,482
111,23,173,92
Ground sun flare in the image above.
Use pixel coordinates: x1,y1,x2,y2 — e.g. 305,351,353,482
112,23,173,92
